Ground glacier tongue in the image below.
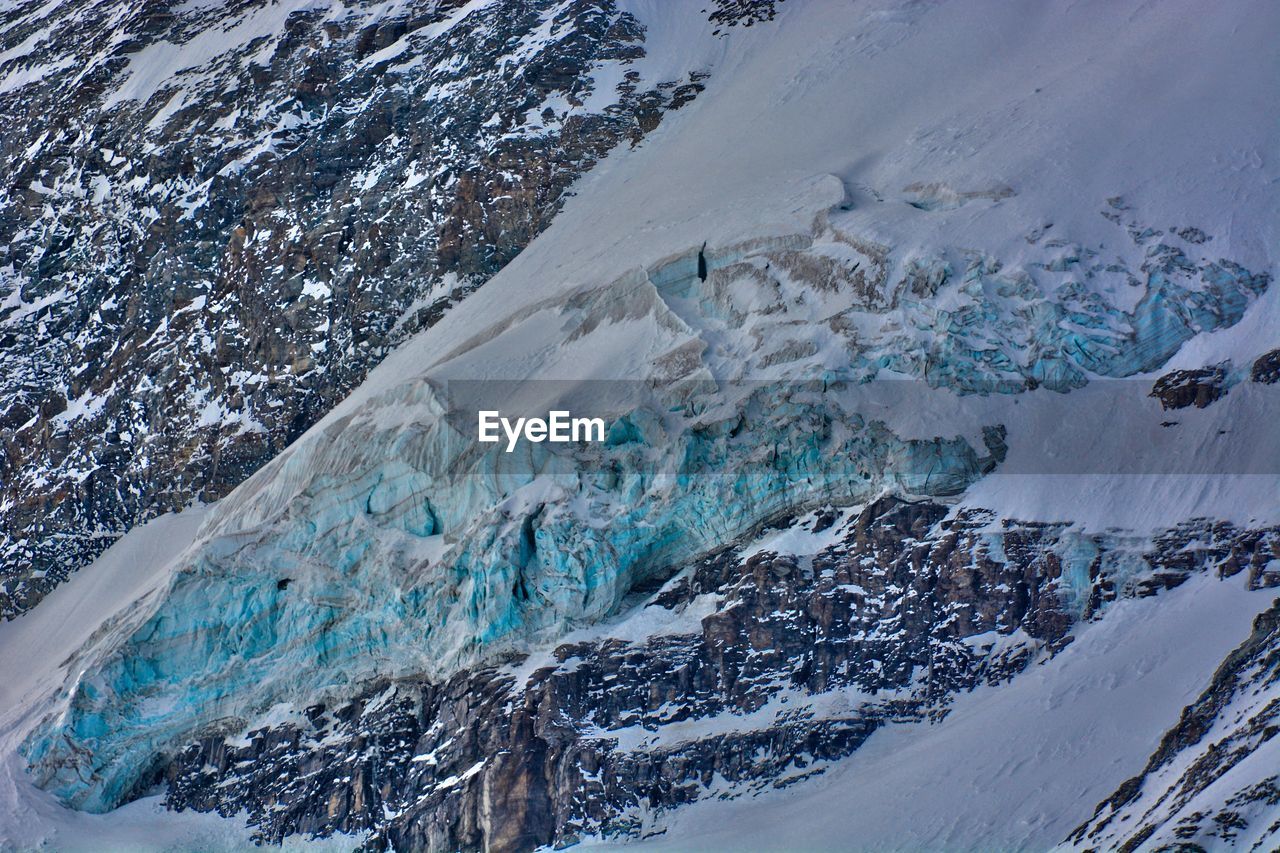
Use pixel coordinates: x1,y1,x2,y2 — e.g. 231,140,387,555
20,208,1273,812
13,0,1280,832
21,365,1005,811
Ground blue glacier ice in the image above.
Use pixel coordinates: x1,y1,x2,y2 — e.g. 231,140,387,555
22,379,1003,811
22,219,1271,813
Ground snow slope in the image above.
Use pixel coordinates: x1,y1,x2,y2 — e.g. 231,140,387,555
5,0,1279,845
575,574,1280,852
354,0,1277,388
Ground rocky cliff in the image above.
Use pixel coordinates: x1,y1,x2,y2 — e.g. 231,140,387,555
157,500,1279,850
0,0,707,617
1072,595,1280,852
2,0,1278,850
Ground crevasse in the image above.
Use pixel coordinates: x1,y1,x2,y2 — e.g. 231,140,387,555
21,224,1270,813
22,379,1002,811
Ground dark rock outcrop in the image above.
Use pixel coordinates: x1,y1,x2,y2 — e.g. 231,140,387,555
1252,349,1280,385
1071,598,1280,851
1150,364,1230,410
707,0,786,31
0,0,708,617
158,499,1279,851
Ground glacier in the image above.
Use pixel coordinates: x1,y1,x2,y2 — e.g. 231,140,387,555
6,0,1278,845
20,211,1271,812
21,377,1002,811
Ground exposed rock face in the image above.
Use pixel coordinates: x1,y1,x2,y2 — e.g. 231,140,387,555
0,0,707,617
1150,365,1230,410
707,0,785,32
1253,349,1280,385
1071,598,1280,852
157,498,1280,852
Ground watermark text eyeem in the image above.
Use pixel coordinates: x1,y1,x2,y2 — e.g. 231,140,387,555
478,410,605,452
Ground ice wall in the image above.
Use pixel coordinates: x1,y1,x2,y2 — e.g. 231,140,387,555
23,375,1002,811
22,220,1272,812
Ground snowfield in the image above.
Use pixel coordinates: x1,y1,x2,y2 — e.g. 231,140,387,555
1,0,1277,848
575,574,1278,852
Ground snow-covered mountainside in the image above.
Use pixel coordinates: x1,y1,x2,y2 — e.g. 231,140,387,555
1072,596,1280,852
2,0,1278,850
0,0,709,617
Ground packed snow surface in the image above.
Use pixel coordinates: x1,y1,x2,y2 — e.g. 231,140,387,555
7,0,1279,839
575,574,1279,852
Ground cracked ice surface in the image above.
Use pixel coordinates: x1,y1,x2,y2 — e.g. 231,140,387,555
20,0,1280,816
22,216,1270,810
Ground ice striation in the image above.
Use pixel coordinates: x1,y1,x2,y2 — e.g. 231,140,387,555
20,198,1272,814
0,0,711,617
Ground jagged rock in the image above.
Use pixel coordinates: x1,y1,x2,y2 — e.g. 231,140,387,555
1252,349,1280,385
0,0,707,617
1172,226,1211,244
155,500,1280,852
1150,365,1230,410
1070,596,1280,851
707,0,785,31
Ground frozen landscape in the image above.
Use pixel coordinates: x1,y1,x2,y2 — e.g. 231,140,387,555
0,0,1277,850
